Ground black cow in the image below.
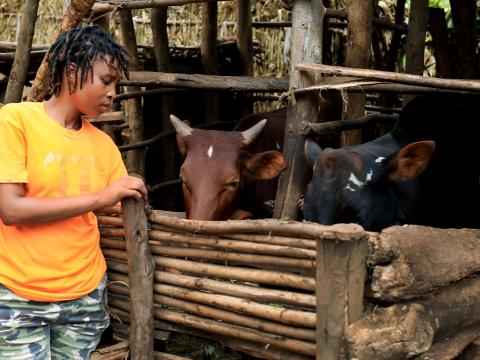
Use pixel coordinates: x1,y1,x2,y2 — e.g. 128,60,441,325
303,95,480,231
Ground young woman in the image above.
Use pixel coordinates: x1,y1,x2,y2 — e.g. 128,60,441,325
0,26,147,359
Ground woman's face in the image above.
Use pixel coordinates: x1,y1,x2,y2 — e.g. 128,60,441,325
68,56,121,118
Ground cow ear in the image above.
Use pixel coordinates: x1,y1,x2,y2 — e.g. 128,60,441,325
385,140,436,181
246,151,287,180
304,139,322,167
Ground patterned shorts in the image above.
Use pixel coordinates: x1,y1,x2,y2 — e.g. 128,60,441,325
0,275,110,360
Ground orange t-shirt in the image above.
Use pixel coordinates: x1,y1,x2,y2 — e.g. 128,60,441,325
0,102,127,301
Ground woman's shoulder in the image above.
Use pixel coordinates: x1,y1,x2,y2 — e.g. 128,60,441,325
0,102,43,124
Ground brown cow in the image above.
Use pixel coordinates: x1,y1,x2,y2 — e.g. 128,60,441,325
170,114,287,220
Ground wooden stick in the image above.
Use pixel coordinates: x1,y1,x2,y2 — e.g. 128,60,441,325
301,113,397,135
92,0,231,13
109,298,316,356
148,211,365,241
103,250,315,290
296,64,480,93
108,273,315,327
105,259,316,308
148,230,316,258
216,232,317,250
97,215,124,227
118,71,289,93
108,277,315,341
84,111,124,125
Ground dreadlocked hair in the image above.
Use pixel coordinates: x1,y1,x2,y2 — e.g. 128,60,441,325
46,26,129,96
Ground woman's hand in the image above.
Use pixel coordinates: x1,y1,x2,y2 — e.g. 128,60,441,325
98,176,148,207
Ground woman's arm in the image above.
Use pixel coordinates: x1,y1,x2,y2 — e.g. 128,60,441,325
0,175,147,226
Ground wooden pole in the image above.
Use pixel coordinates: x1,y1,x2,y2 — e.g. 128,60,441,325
236,0,253,116
428,8,454,79
4,0,40,103
121,192,154,360
316,236,368,360
273,0,325,220
27,0,96,102
200,1,219,122
119,10,146,176
92,0,230,12
341,0,372,146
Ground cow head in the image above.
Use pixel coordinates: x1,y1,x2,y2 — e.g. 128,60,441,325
170,114,287,221
303,139,435,231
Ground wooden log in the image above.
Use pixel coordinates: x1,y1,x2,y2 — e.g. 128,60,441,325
0,41,49,51
96,205,122,216
109,298,316,356
369,226,480,302
103,250,315,290
345,275,480,360
121,195,154,360
148,212,365,241
107,277,316,341
316,233,368,360
92,0,230,13
385,0,406,72
219,233,316,250
412,322,480,360
83,111,124,125
27,0,96,102
4,0,40,103
119,10,145,176
272,0,325,220
236,0,253,76
405,0,428,76
148,230,317,258
296,64,480,93
457,336,480,360
118,71,288,92
90,341,129,360
341,0,372,146
97,215,124,227
105,259,316,308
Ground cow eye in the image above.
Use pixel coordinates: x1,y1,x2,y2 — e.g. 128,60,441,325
225,179,240,189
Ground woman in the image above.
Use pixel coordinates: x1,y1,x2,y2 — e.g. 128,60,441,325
0,26,147,359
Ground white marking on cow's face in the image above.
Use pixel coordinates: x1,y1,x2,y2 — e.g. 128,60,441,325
207,145,214,158
348,173,364,187
276,142,281,151
366,169,373,182
375,156,385,163
344,184,356,192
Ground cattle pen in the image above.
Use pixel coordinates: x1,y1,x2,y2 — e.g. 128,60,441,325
2,0,480,359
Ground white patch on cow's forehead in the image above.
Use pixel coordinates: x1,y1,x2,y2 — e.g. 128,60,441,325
207,145,214,158
375,156,385,163
348,173,364,187
345,184,355,192
366,169,373,182
276,142,281,151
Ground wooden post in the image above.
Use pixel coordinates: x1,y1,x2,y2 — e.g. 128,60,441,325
428,8,454,79
450,0,477,79
385,0,406,72
340,0,372,147
119,10,146,176
316,234,368,359
201,2,220,122
27,0,96,102
151,6,177,210
4,0,40,104
236,0,253,116
273,0,325,220
403,0,428,105
121,192,154,360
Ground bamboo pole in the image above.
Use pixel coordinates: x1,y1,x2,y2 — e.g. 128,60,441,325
105,259,316,308
118,71,288,92
295,64,480,93
108,273,316,333
27,0,97,102
119,10,145,176
109,298,316,356
4,0,40,103
121,195,154,360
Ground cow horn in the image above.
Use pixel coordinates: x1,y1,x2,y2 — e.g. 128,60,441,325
170,114,193,137
241,119,267,145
